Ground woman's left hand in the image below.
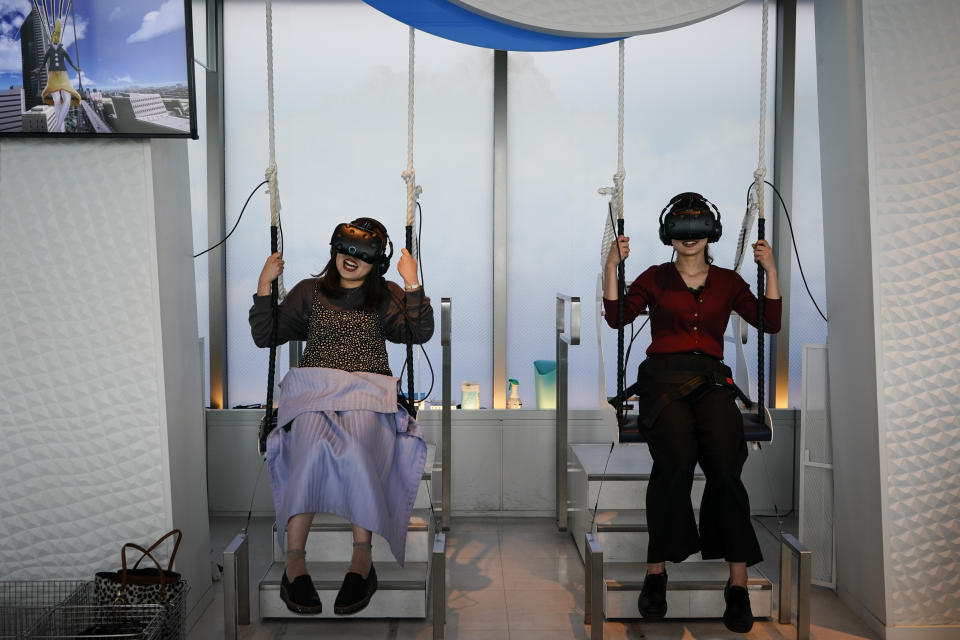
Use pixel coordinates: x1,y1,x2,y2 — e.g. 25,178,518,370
753,239,776,273
397,248,419,288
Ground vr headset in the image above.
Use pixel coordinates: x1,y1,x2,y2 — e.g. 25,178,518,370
330,218,394,276
658,192,723,245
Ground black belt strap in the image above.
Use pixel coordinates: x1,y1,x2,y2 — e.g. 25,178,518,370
612,370,753,431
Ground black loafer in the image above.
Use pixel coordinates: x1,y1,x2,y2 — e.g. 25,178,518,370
723,579,754,633
334,564,378,615
280,571,322,615
637,571,668,619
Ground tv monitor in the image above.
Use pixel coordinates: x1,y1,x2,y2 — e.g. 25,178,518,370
0,0,198,138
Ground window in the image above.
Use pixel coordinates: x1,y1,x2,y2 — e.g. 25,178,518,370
507,2,776,408
222,0,493,406
787,0,828,407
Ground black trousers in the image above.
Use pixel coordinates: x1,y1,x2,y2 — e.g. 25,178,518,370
638,354,763,566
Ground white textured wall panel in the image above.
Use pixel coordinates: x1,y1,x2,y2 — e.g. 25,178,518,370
0,140,168,578
862,0,960,626
814,0,887,627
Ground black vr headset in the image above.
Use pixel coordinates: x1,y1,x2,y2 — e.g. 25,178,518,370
658,192,723,245
330,218,394,276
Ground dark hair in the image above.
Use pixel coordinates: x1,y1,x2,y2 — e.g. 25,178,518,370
313,254,386,311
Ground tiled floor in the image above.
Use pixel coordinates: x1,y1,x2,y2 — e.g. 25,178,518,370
188,515,879,640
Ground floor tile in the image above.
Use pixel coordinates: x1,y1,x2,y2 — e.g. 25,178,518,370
505,587,582,630
193,514,882,640
445,588,508,630
501,554,583,590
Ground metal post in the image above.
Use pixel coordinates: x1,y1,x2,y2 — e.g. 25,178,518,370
440,298,452,531
206,0,227,409
584,533,604,640
779,532,811,640
492,50,508,409
779,535,791,623
771,0,797,407
223,532,249,640
431,532,447,640
288,340,302,369
555,294,580,531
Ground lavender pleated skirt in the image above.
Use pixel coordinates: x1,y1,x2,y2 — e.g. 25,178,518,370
266,367,427,565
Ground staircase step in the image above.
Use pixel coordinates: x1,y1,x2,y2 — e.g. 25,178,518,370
573,443,708,481
575,511,706,563
592,509,648,532
603,562,772,619
273,511,434,563
572,444,705,509
422,444,436,481
259,561,429,619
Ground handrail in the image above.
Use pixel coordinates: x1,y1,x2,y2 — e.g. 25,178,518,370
431,532,447,639
556,293,581,346
440,298,451,531
223,532,249,640
555,294,580,531
779,532,811,640
584,533,604,640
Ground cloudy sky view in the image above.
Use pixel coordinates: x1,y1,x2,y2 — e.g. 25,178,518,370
0,0,190,90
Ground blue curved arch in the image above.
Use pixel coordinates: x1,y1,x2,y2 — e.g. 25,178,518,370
363,0,617,52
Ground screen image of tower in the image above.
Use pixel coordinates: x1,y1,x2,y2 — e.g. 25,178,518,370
0,0,196,137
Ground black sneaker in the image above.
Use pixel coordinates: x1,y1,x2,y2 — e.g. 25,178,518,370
723,579,754,633
334,564,378,615
637,571,668,619
280,571,322,615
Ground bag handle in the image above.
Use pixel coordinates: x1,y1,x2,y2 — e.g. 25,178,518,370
118,542,168,602
131,529,182,572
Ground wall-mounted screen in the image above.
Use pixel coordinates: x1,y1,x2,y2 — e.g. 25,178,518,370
0,0,197,138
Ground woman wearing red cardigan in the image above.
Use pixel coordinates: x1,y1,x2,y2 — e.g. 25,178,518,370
603,193,781,633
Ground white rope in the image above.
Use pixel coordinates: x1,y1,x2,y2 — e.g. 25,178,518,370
264,0,285,299
615,38,625,219
733,189,757,273
401,26,422,234
735,0,770,273
599,39,626,269
753,0,769,221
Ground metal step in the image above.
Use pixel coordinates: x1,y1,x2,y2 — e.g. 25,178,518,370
574,510,707,563
603,562,773,619
421,443,436,481
569,445,705,563
259,560,429,619
570,444,705,510
273,511,434,563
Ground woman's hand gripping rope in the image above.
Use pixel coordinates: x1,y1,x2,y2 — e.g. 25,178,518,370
398,248,420,290
258,252,284,297
752,239,776,274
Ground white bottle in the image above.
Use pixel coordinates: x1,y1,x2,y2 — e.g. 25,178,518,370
506,379,522,409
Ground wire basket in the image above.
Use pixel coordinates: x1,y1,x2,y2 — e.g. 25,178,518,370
155,581,188,640
89,584,189,640
22,605,164,640
0,581,92,640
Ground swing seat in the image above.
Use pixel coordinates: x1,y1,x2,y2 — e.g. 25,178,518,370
609,362,773,445
616,408,772,444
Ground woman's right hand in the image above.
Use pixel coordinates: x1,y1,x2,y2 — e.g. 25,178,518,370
257,252,284,294
605,235,630,269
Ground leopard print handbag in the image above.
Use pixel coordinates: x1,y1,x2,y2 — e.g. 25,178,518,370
94,529,188,640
